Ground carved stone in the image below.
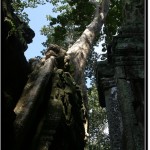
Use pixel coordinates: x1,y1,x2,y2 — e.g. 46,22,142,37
96,0,144,149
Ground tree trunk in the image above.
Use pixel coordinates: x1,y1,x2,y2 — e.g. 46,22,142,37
14,57,55,150
65,0,110,139
67,0,110,85
66,0,110,114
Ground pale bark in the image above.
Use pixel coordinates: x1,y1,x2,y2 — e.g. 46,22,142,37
66,0,110,107
67,0,110,86
66,0,110,140
14,56,55,150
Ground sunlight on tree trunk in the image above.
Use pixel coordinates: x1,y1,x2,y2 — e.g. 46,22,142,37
67,0,110,85
66,1,110,134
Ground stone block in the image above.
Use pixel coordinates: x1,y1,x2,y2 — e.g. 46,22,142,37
125,65,144,79
115,67,126,78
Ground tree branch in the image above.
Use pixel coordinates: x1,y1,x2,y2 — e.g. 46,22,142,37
67,0,110,84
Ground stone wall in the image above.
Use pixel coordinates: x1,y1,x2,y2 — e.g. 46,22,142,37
96,0,144,149
96,62,123,150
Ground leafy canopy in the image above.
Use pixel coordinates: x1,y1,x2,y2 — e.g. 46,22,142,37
11,0,123,81
11,0,123,48
39,0,122,81
87,85,110,149
41,0,96,49
11,0,46,23
40,0,123,49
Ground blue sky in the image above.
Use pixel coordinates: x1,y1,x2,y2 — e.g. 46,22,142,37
24,3,58,60
24,3,105,61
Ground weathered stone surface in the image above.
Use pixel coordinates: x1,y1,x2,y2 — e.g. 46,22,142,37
105,86,123,150
96,61,115,77
125,65,144,79
117,79,144,150
96,0,144,149
96,61,115,107
114,66,126,79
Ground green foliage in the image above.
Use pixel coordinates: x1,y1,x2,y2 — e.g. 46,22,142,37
11,0,46,23
39,0,123,82
41,0,95,48
87,85,110,149
10,0,123,85
40,0,123,49
85,48,100,81
12,0,123,54
102,0,123,52
12,0,123,81
4,16,25,38
12,0,123,80
4,17,17,38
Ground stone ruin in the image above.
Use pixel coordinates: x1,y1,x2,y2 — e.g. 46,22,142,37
2,0,145,149
96,0,144,149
